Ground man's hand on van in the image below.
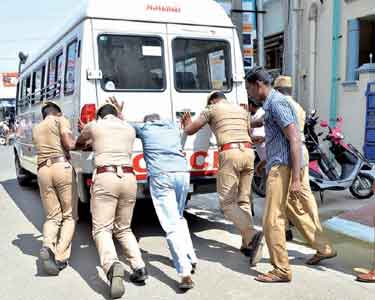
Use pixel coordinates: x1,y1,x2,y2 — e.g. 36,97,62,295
181,112,192,129
107,96,124,111
181,112,207,135
107,96,125,120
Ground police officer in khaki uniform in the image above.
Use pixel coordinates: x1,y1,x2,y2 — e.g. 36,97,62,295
32,101,77,276
274,76,336,265
75,102,147,299
182,91,263,265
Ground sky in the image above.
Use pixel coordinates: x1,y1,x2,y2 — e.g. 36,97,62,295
0,0,82,72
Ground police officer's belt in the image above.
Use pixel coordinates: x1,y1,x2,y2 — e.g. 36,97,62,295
219,142,252,152
96,166,134,175
38,156,68,170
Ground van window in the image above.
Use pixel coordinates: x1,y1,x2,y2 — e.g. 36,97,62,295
25,76,31,98
64,40,77,95
21,79,27,100
47,52,63,99
32,65,46,103
98,34,165,91
19,76,31,113
173,39,232,91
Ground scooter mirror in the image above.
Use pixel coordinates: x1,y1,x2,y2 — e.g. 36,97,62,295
320,121,329,128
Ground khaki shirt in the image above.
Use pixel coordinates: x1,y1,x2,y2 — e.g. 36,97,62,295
81,115,135,167
200,100,251,146
286,96,306,139
32,115,72,165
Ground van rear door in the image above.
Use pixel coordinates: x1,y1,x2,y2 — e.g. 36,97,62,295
92,20,172,178
166,24,238,175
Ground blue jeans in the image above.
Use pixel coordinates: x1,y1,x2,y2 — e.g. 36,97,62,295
149,172,197,276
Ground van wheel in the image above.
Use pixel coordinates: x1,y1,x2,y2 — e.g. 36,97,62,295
15,154,34,186
78,200,91,222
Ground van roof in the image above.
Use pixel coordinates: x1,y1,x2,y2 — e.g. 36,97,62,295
21,0,234,74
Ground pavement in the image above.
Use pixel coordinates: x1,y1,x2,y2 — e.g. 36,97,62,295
324,203,375,244
1,145,375,300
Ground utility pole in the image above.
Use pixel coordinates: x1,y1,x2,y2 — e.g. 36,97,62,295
256,0,265,67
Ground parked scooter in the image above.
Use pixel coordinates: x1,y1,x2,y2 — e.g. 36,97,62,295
305,111,375,201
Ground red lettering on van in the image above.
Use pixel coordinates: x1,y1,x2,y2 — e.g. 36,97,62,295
190,151,209,170
133,153,147,174
146,4,181,13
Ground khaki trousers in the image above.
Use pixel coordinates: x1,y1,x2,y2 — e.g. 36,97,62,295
91,172,145,275
38,161,77,262
263,164,333,280
217,148,256,246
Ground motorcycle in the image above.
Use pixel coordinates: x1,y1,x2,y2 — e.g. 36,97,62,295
305,111,375,201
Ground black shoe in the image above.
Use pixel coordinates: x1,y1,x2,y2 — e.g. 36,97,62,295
179,276,195,290
130,267,148,284
56,260,68,271
240,246,252,257
107,262,125,299
248,231,264,266
285,229,294,241
40,247,59,276
191,263,197,274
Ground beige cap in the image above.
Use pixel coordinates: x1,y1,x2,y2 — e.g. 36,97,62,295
41,101,62,113
96,102,119,118
274,76,292,88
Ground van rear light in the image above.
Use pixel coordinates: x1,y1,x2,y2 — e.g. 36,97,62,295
80,104,96,124
86,178,93,186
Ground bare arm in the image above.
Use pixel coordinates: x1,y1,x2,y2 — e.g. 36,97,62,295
282,123,301,191
181,113,207,136
75,123,93,150
61,132,76,151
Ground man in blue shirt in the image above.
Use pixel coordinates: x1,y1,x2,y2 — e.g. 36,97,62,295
132,114,197,291
245,67,336,283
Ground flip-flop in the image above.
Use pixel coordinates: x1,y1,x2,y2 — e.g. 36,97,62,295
306,251,337,265
255,272,291,283
357,271,375,283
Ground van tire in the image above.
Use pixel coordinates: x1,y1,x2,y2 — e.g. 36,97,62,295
78,200,91,222
15,153,35,187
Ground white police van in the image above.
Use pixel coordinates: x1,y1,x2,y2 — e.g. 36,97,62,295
14,0,248,207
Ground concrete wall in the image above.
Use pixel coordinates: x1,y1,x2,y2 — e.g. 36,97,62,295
297,0,374,151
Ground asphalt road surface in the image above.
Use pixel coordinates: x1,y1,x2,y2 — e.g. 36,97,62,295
1,146,374,300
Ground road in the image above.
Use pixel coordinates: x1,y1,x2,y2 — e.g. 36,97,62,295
0,145,374,300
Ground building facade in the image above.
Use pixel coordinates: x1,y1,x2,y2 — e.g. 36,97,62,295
0,72,17,121
295,0,375,155
216,0,258,72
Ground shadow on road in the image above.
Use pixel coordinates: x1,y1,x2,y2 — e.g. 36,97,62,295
2,178,354,296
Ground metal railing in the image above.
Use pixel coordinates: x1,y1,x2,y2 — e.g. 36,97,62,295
17,81,62,111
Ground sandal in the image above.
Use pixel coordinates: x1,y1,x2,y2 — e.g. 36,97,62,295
306,251,337,265
255,272,291,283
357,270,375,283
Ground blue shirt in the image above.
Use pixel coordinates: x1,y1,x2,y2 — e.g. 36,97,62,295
132,120,188,176
263,89,305,173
